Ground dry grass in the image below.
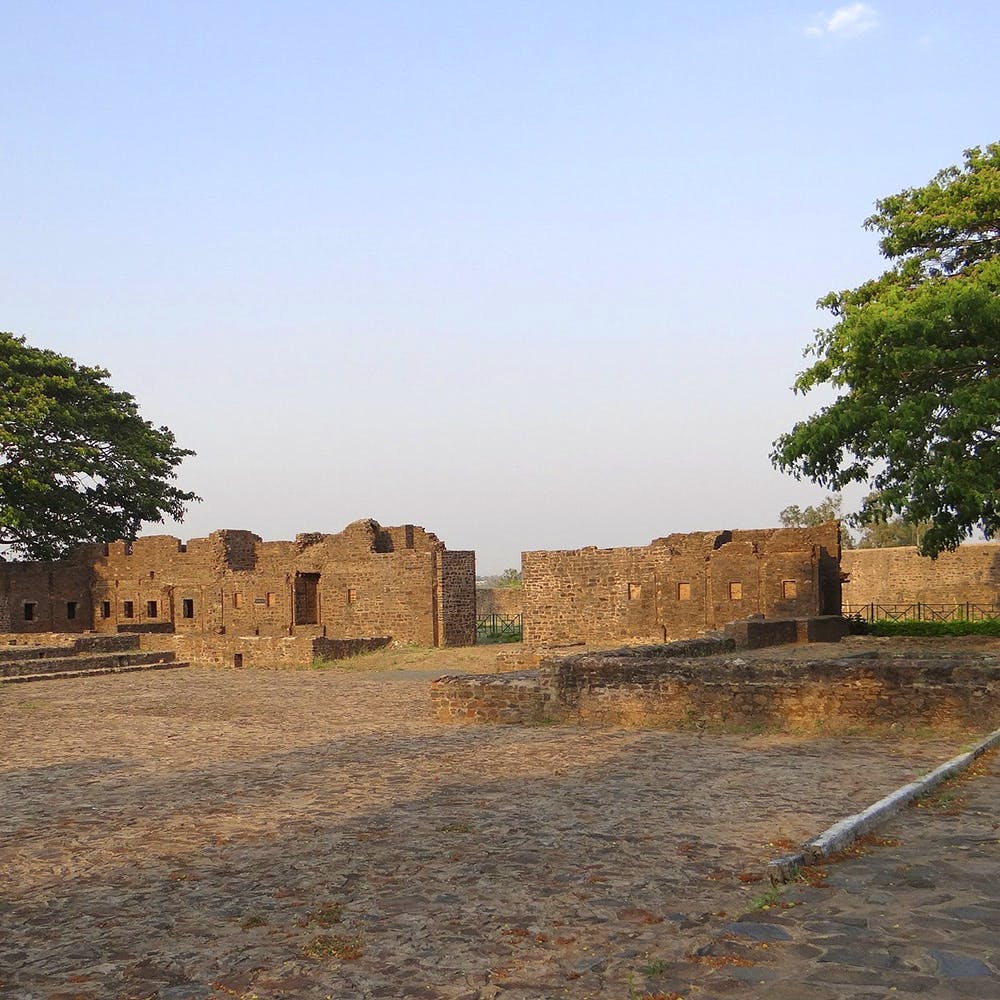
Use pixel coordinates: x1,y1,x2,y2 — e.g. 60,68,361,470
314,642,513,674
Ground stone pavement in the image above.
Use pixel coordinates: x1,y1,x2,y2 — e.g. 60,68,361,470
0,664,993,999
664,749,1000,1000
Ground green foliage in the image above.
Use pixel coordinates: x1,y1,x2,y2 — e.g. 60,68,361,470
869,618,1000,637
778,494,854,548
477,567,523,589
0,333,198,559
855,516,928,549
772,145,1000,558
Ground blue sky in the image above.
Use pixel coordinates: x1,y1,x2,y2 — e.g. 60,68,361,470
2,2,998,572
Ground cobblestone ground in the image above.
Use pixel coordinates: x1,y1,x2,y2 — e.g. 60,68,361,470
678,751,1000,1000
0,665,978,1000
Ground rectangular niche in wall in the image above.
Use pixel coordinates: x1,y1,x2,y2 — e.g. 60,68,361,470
677,582,692,601
782,580,798,599
728,582,743,601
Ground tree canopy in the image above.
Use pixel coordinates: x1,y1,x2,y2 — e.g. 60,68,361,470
0,333,199,560
778,495,854,548
772,144,1000,557
477,568,523,589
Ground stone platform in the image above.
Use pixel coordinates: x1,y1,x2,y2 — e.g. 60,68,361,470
433,634,1000,730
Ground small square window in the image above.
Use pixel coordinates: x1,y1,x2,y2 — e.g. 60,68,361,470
146,600,158,618
66,601,77,620
728,582,743,601
23,602,36,622
677,582,691,601
782,580,798,599
101,601,111,619
182,599,195,619
122,601,134,619
627,582,641,601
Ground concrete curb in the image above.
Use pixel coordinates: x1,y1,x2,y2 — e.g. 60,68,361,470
768,724,1000,883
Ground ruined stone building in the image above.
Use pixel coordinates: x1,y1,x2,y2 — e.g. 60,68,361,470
521,523,841,646
0,519,476,663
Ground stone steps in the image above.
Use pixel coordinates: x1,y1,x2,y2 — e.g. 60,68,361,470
0,633,187,684
1,660,189,684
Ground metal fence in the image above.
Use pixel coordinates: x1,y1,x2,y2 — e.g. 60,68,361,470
476,613,523,642
844,602,1000,624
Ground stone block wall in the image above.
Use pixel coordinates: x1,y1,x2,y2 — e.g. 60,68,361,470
432,639,1000,732
521,523,841,646
475,587,524,618
0,546,96,635
0,518,476,654
842,543,1000,606
136,632,391,668
438,550,477,646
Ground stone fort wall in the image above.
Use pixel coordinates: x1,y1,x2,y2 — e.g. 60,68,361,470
0,518,476,650
842,543,1000,607
475,587,525,618
521,522,841,645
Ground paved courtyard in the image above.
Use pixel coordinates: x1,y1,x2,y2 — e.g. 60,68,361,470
0,662,984,999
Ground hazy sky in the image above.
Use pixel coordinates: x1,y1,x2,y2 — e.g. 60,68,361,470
3,2,998,572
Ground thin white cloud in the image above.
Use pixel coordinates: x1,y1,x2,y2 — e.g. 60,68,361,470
806,3,879,38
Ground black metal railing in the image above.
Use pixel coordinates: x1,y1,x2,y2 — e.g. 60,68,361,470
843,602,1000,624
476,613,523,643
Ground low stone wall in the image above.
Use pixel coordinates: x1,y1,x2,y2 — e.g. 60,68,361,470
136,632,391,668
0,632,79,649
432,634,1000,731
429,671,550,724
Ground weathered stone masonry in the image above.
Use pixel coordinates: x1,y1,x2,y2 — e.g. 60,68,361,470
842,542,1000,607
0,519,476,663
521,523,841,646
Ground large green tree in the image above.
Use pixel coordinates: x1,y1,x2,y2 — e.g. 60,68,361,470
0,333,199,560
772,144,1000,557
